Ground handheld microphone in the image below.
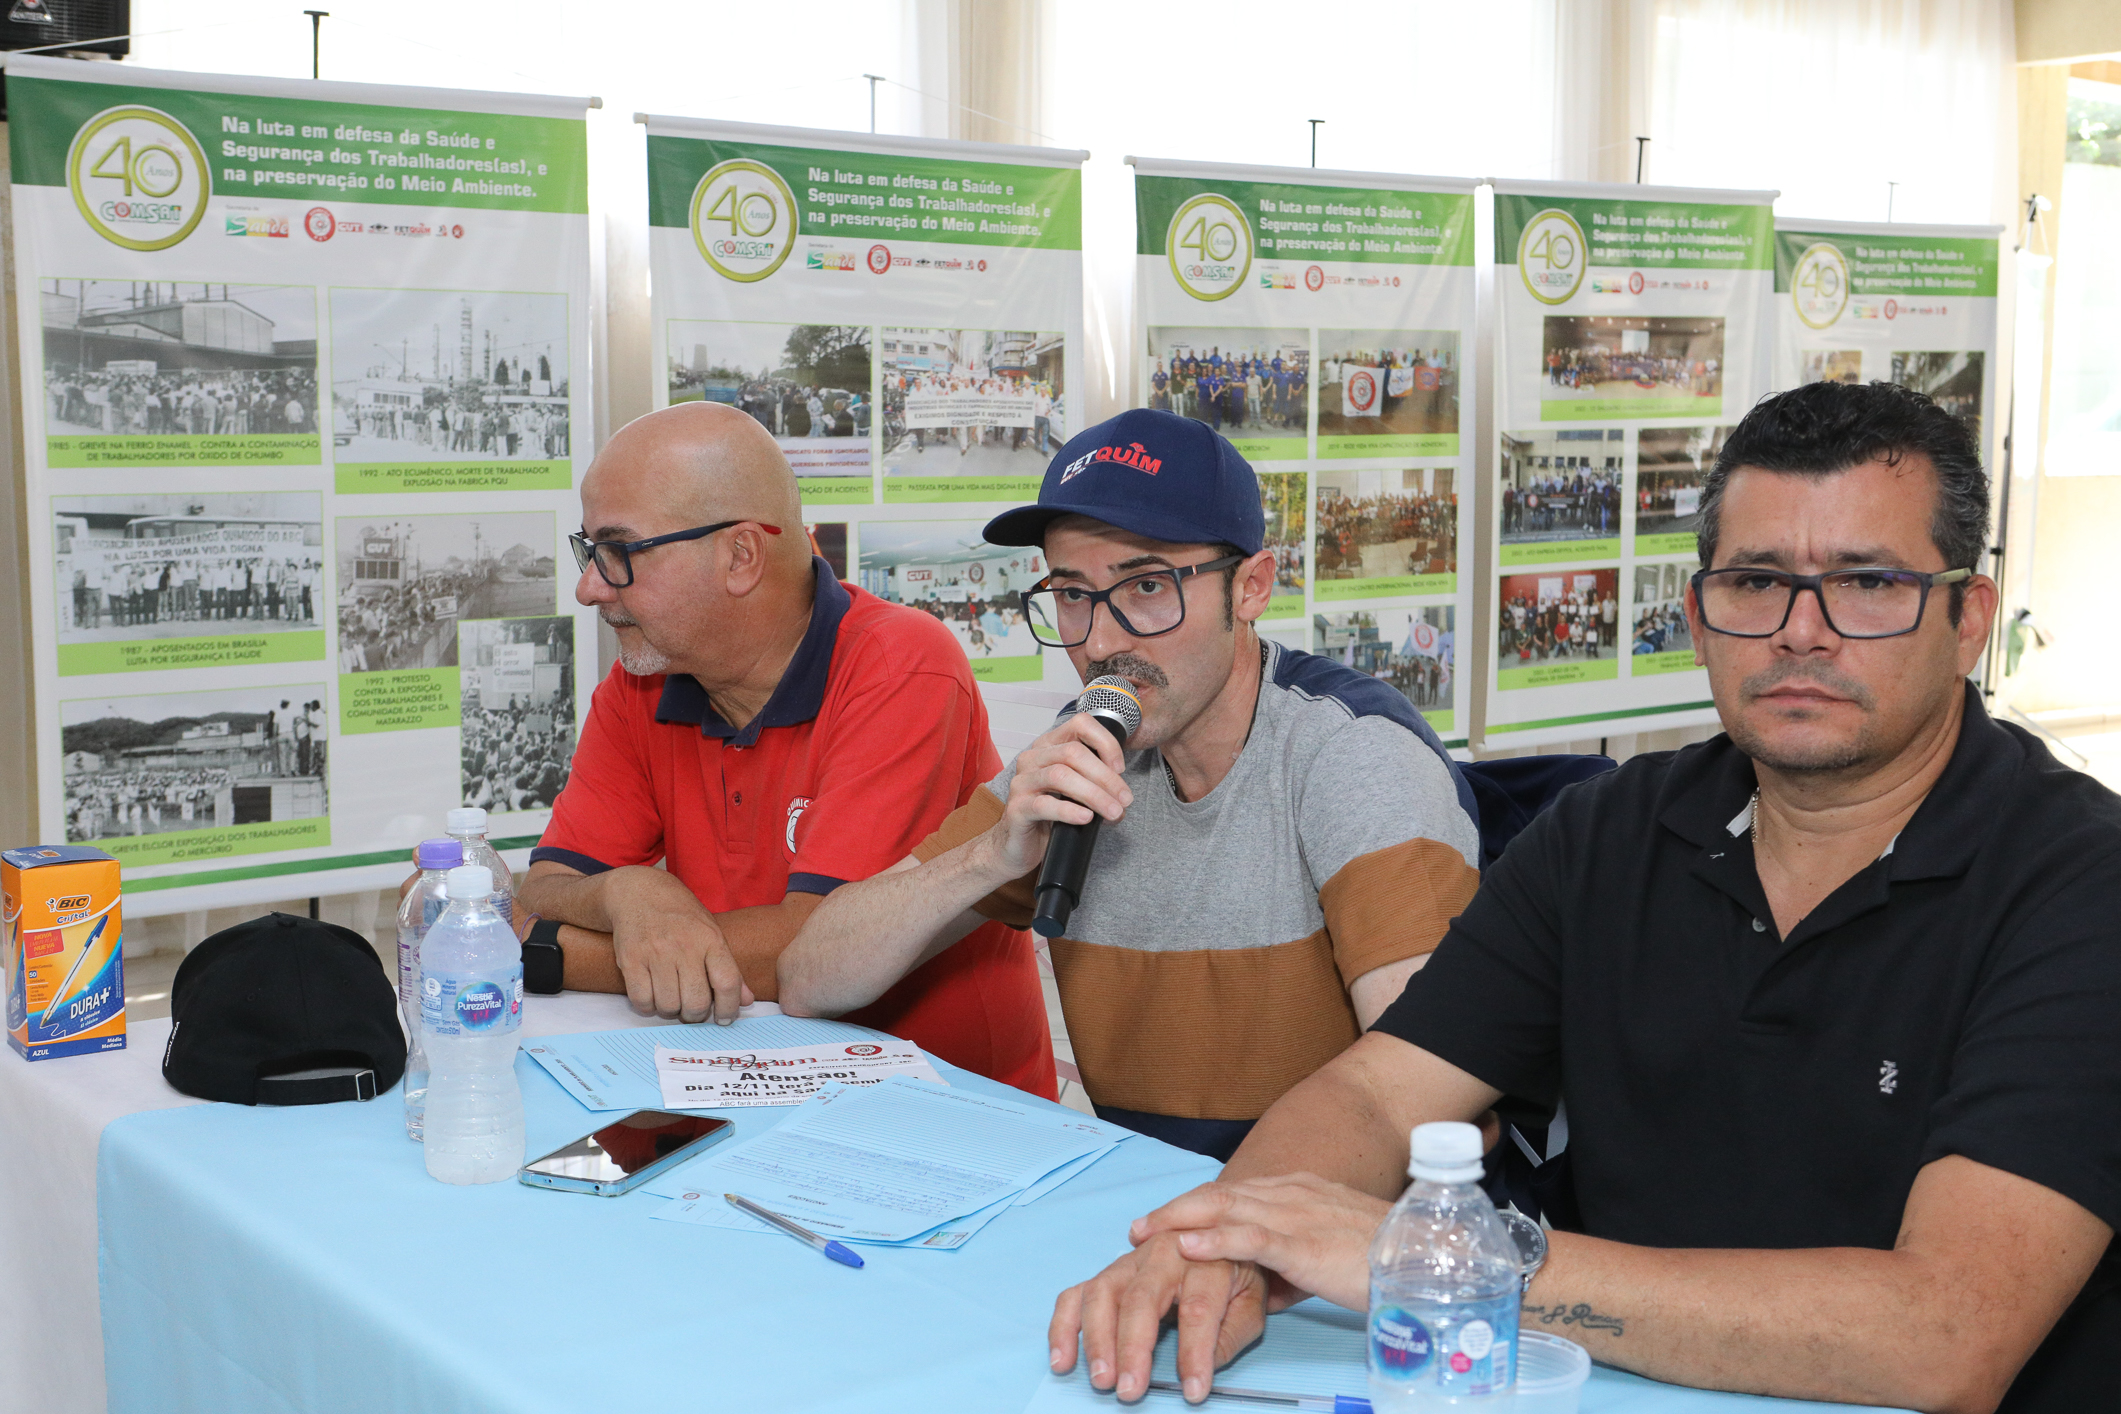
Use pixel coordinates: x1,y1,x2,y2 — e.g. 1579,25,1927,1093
1031,676,1143,939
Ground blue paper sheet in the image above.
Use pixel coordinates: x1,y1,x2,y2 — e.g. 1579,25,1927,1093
644,1076,1111,1242
521,1014,890,1110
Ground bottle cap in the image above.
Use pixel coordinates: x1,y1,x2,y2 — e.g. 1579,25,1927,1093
1407,1121,1485,1184
445,807,487,837
445,865,494,901
414,838,462,871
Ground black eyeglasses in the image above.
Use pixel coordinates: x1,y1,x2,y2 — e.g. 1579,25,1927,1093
569,520,782,588
1692,566,1971,640
1019,556,1243,648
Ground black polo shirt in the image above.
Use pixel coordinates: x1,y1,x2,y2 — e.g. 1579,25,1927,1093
1377,684,2121,1410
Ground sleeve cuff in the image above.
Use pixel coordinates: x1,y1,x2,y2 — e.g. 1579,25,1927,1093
1319,837,1482,986
527,846,616,875
785,872,848,897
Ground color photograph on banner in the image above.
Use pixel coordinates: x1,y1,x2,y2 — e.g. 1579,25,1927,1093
854,524,1047,683
1771,220,2000,458
642,117,1084,510
7,56,594,909
1132,158,1477,743
1485,181,1775,746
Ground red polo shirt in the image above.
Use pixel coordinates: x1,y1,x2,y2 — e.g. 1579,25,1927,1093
533,559,1054,1098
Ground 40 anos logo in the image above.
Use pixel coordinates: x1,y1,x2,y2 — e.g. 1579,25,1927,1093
1517,207,1585,306
1166,192,1253,302
691,157,797,282
1791,241,1850,329
67,104,210,251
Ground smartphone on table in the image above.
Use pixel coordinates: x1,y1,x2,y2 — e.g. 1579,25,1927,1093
518,1110,734,1196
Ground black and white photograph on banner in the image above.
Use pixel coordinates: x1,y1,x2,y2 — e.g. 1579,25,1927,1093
880,328,1064,476
1314,468,1457,585
1315,330,1459,440
1632,561,1696,658
1634,425,1733,549
329,288,570,462
667,319,872,476
1890,350,1984,442
1539,316,1724,402
53,493,322,640
1497,569,1621,669
60,685,328,842
809,522,850,580
40,279,319,437
1311,606,1454,715
335,512,556,672
1800,349,1863,384
1260,472,1307,614
1499,429,1623,543
855,522,1043,679
459,616,576,814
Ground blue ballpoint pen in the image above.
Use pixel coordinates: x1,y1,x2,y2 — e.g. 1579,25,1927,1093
724,1193,865,1269
1145,1379,1370,1414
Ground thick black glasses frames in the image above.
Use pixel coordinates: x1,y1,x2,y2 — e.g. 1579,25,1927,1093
1691,566,1971,640
569,521,782,588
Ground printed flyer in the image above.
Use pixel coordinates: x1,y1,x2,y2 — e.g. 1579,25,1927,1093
642,117,1085,689
8,56,595,910
1132,158,1476,744
1485,179,1776,746
1771,219,2000,459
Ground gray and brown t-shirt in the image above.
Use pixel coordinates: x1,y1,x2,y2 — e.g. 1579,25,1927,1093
915,640,1480,1124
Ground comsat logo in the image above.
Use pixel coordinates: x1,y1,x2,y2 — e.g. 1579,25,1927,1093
67,104,210,251
691,157,798,283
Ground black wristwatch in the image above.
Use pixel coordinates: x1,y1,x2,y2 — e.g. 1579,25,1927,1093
521,916,565,995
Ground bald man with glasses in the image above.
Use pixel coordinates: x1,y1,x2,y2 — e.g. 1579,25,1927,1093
511,402,1055,1097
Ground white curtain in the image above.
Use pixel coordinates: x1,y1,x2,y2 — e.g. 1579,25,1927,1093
1645,0,2017,225
1042,0,1560,426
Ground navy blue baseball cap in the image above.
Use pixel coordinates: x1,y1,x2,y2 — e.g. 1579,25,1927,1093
981,409,1265,555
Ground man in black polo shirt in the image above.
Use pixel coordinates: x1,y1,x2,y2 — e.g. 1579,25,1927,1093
1051,381,2118,1413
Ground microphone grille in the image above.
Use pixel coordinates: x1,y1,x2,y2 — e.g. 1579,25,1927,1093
1077,675,1143,735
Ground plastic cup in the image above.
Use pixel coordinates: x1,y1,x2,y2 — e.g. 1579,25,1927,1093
1511,1331,1591,1413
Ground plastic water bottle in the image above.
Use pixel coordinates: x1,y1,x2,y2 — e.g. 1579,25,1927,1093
394,837,462,1141
420,865,525,1185
446,807,514,930
1368,1122,1523,1411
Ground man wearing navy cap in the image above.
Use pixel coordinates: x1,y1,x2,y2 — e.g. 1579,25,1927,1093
780,409,1481,1160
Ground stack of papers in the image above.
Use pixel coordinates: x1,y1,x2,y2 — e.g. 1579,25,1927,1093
645,1076,1131,1250
654,1041,943,1109
523,1015,896,1111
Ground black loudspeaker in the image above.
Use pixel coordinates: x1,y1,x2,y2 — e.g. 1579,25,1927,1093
2,1,131,119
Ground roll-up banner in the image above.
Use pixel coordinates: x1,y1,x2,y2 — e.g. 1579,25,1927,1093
1771,220,2001,460
641,116,1086,697
7,56,596,913
1483,180,1776,748
1130,158,1477,745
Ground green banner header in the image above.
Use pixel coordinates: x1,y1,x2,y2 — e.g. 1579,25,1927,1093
8,75,587,214
1496,193,1771,272
1774,229,1998,297
1136,173,1474,266
646,134,1081,251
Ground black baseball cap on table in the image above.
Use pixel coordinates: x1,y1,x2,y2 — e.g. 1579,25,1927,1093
981,408,1266,555
163,913,406,1105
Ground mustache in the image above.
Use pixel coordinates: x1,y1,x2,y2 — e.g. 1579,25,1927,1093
1740,657,1875,709
1083,652,1169,688
598,607,639,628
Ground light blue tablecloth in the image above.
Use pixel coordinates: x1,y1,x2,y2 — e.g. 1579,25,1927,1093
96,1026,1896,1414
